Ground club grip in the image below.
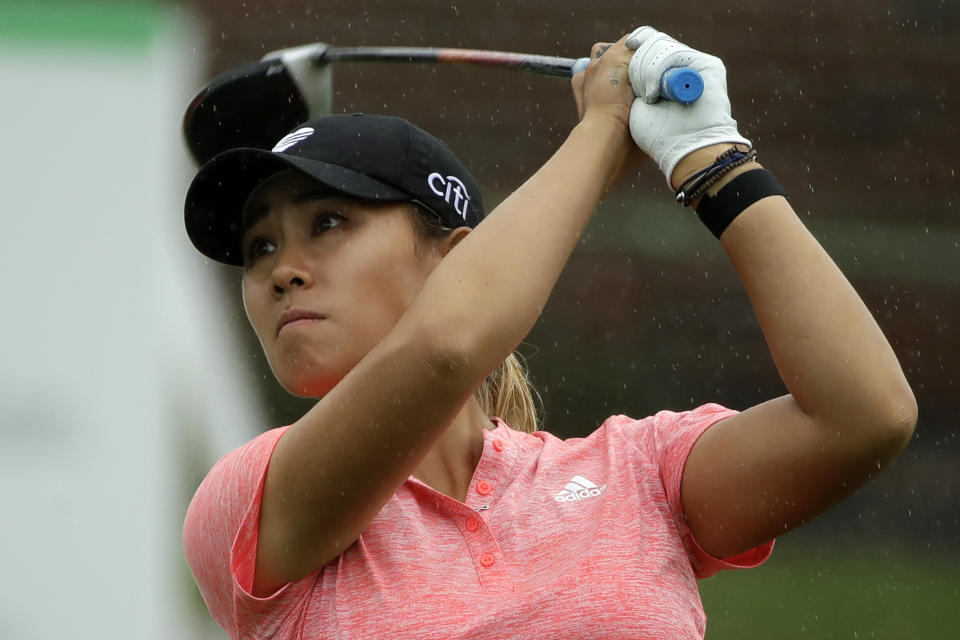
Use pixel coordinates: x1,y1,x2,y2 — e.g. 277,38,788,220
571,58,703,104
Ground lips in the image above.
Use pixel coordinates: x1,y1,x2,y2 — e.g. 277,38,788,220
276,308,326,336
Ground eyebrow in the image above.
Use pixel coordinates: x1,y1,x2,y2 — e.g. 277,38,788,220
242,188,339,231
291,188,338,205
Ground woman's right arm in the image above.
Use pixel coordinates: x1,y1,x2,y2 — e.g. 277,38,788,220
250,37,640,596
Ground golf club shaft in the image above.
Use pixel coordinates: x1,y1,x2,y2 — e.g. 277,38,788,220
304,46,702,102
310,46,580,77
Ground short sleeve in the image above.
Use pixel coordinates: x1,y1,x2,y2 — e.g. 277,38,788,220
182,426,315,638
618,404,775,579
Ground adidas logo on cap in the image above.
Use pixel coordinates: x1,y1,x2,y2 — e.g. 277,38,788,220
554,475,607,502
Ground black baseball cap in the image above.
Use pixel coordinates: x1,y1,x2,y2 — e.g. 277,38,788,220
184,113,485,265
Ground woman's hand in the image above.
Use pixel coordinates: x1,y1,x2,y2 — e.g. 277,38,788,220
571,33,648,188
571,35,635,127
624,26,751,188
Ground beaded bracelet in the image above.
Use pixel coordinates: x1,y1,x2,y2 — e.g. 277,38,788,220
674,145,758,207
683,151,758,204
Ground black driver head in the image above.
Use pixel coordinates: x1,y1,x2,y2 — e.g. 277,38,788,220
182,59,309,165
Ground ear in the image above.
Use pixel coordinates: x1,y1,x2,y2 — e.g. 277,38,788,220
440,226,472,257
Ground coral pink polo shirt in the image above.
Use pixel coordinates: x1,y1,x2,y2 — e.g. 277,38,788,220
183,403,773,639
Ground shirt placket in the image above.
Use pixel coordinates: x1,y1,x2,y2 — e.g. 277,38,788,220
458,435,513,593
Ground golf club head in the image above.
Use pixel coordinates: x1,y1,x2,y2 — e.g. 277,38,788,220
182,47,333,166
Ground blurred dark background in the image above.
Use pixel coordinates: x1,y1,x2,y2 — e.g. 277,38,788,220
178,0,958,635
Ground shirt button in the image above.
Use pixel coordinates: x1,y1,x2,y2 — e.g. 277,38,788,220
466,516,479,531
492,438,505,452
480,552,495,567
476,480,492,495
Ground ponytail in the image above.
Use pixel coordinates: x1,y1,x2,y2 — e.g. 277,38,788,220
474,351,541,434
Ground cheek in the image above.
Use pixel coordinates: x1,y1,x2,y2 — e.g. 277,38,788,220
360,255,433,320
340,215,439,318
241,280,273,345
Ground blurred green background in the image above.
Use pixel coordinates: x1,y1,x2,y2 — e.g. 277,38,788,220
700,534,960,638
186,0,958,636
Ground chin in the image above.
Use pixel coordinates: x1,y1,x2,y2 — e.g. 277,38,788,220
271,353,345,399
286,381,334,399
276,366,340,399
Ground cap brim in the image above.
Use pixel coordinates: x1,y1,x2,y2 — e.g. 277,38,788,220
185,147,411,265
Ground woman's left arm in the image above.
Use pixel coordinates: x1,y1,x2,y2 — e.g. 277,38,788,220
619,26,916,558
677,153,918,559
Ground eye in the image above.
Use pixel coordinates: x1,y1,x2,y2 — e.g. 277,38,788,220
313,212,345,234
243,236,275,265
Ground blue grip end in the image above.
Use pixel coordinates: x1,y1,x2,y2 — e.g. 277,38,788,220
660,67,703,104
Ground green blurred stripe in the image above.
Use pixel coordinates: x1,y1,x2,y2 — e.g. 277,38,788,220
0,0,164,48
582,194,960,289
482,188,959,289
700,541,960,639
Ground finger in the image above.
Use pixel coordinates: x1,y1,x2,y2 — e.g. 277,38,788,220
597,37,634,85
625,25,660,50
571,71,586,119
600,33,638,66
591,42,613,60
629,33,700,104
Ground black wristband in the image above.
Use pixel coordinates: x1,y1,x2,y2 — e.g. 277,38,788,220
695,169,787,238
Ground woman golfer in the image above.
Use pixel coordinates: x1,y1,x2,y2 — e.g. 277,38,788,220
182,27,916,639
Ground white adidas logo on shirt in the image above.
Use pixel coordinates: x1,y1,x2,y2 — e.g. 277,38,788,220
554,475,607,502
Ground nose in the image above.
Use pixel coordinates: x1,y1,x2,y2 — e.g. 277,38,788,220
270,241,315,295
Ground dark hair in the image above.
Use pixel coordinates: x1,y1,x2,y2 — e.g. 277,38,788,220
406,202,453,257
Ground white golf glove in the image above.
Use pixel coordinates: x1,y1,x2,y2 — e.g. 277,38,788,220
626,27,751,186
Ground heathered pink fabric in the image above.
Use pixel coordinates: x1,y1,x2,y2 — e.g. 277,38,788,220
183,403,773,639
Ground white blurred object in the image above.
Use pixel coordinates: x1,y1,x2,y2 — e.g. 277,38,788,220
262,42,334,117
0,5,255,639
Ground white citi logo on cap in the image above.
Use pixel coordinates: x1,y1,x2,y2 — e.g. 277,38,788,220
427,172,471,221
272,127,315,152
